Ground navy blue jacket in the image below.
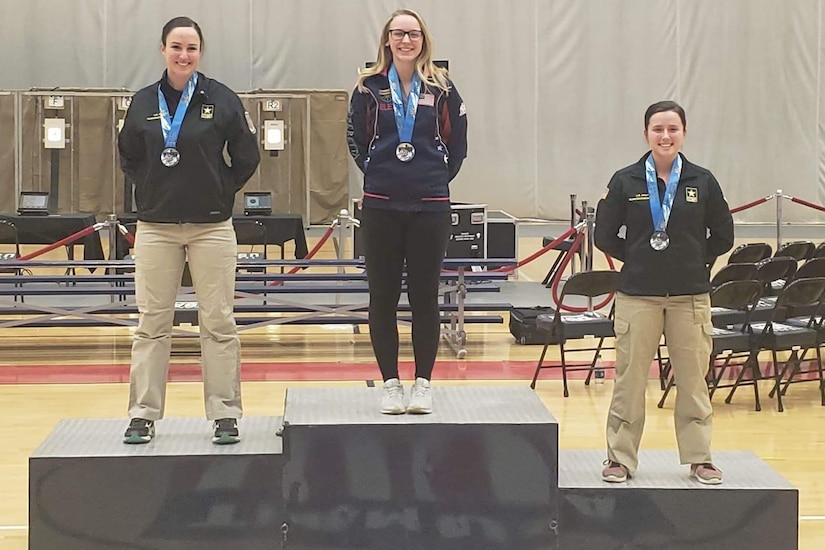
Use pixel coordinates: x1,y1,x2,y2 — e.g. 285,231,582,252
347,71,468,211
594,153,734,296
119,72,260,223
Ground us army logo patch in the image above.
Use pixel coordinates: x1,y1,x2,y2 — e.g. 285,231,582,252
686,187,698,203
201,104,214,119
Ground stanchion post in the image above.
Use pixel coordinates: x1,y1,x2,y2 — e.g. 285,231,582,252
107,214,118,261
579,200,589,277
775,189,783,250
569,194,577,275
334,209,348,275
585,204,596,311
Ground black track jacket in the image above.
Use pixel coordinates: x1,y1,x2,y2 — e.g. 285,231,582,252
119,72,260,223
347,71,467,212
595,153,734,296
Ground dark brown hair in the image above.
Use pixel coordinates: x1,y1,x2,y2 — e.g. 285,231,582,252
161,16,203,50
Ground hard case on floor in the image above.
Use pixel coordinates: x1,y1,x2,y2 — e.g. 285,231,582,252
509,306,555,345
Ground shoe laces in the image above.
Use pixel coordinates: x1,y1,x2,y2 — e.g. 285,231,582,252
411,383,429,398
129,418,150,428
383,380,403,397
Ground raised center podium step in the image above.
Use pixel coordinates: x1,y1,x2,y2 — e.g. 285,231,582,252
280,386,560,549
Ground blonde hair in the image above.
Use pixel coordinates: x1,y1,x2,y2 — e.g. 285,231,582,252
356,9,450,93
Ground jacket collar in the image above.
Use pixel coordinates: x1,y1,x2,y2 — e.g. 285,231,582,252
629,152,699,181
159,70,205,95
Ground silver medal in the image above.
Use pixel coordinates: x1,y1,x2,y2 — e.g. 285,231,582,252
650,231,670,251
396,142,415,162
160,147,180,167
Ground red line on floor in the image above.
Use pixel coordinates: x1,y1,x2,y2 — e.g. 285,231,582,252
0,360,568,384
1,360,796,385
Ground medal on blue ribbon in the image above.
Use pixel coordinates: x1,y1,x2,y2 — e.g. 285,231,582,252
157,72,198,167
644,153,682,251
388,64,421,162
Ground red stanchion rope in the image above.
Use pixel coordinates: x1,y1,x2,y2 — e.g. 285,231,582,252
729,196,770,214
549,231,615,312
790,196,825,214
118,224,136,246
267,224,337,286
18,225,98,261
489,225,580,273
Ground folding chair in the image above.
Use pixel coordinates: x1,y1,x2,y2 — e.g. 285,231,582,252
233,219,268,271
233,219,268,303
540,235,577,287
658,264,760,389
773,240,815,262
732,277,825,412
764,241,816,295
773,279,825,407
710,263,758,290
658,280,763,409
750,257,797,316
810,242,825,259
727,242,772,264
0,219,32,302
531,270,619,397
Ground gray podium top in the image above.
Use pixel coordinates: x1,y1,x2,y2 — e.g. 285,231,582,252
283,386,558,426
31,416,283,458
559,450,796,490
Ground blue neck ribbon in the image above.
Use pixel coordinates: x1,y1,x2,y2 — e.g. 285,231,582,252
157,72,198,148
387,64,421,143
644,153,682,232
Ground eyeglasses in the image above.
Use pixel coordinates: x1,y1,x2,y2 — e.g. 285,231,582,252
388,29,423,41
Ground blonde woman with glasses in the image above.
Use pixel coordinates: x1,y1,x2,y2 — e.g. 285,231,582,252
347,9,468,415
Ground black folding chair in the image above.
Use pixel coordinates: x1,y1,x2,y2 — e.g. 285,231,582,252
540,235,576,287
773,278,825,407
531,270,619,397
711,263,758,289
773,240,815,262
0,219,31,302
732,277,825,412
749,257,798,317
727,242,772,264
810,242,825,259
763,241,817,295
233,219,268,271
659,280,763,409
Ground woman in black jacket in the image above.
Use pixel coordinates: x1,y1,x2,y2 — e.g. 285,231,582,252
118,16,260,445
347,8,468,415
595,101,734,485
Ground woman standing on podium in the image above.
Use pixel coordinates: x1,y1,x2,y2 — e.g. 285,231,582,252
594,100,734,484
347,9,468,415
118,16,260,445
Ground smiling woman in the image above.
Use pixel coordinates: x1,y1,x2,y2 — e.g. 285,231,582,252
117,16,261,447
347,9,468,415
161,17,203,91
594,100,735,485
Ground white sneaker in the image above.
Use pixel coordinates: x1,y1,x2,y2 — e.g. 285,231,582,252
406,377,432,414
380,378,405,414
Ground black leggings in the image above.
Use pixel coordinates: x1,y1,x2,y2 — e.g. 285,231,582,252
360,207,452,381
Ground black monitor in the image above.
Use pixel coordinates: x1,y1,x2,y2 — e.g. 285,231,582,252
243,192,272,216
17,191,50,216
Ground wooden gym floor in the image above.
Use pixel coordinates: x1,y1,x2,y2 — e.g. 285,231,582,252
0,231,823,549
